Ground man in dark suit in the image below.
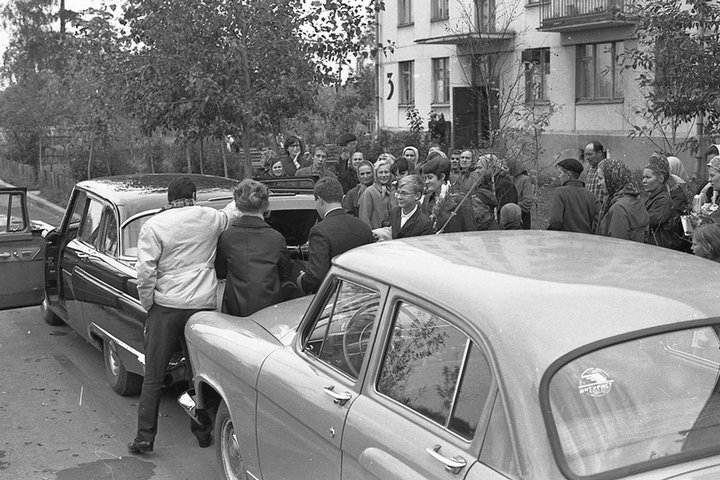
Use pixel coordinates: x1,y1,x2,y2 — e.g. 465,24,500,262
297,177,374,294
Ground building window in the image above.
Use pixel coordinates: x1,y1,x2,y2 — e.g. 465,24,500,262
524,48,550,103
431,0,449,20
432,58,450,104
398,0,413,25
577,42,623,101
399,61,414,105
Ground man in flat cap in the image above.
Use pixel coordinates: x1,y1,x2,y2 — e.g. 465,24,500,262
548,158,598,233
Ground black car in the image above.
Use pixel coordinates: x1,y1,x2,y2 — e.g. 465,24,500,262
0,174,317,395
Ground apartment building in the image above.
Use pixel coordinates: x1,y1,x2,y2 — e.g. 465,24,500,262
376,0,693,170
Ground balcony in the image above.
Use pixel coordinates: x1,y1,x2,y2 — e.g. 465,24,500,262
538,0,632,32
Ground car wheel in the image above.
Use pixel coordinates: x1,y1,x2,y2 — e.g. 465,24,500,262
103,340,142,396
41,296,63,326
215,401,247,480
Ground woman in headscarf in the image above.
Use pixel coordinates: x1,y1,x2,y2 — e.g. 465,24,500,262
667,156,690,215
401,146,419,173
452,149,481,194
597,158,649,242
342,160,374,217
668,156,689,182
695,155,720,226
359,158,396,229
507,158,534,229
479,154,518,226
642,153,682,249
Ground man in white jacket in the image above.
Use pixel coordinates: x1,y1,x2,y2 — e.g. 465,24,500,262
129,176,238,454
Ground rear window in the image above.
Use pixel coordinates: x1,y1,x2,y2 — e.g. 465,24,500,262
546,324,720,478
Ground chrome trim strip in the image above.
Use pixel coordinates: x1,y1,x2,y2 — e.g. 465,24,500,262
91,323,145,365
246,472,260,480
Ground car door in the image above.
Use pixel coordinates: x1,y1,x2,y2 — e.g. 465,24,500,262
77,205,146,376
60,192,105,336
341,291,520,480
255,274,387,480
0,188,45,310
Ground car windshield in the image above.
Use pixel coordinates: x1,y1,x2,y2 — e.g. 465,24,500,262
547,324,720,478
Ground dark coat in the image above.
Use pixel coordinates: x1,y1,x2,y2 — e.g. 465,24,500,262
338,169,359,194
215,215,292,317
388,205,433,239
494,174,518,223
422,190,476,233
300,208,374,294
644,187,680,250
548,179,597,233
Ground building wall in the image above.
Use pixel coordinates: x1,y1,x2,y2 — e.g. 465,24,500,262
376,0,698,173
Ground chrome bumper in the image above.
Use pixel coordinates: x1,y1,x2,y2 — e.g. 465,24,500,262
177,389,201,424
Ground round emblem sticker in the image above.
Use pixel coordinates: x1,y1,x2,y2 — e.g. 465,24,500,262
578,368,614,397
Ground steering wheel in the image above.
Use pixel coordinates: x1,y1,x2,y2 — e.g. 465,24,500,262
342,304,377,377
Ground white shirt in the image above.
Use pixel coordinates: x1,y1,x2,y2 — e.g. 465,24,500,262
400,205,418,229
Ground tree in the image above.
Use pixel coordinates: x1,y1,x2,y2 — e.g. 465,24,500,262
450,0,558,173
622,0,720,171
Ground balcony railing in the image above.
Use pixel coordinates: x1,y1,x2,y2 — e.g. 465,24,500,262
539,0,630,31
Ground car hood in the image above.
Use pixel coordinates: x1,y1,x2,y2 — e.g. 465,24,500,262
242,295,313,346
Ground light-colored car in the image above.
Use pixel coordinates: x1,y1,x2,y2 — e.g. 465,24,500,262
182,231,720,480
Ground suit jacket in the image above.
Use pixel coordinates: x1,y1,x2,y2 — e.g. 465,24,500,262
215,215,292,317
388,206,433,239
300,208,374,294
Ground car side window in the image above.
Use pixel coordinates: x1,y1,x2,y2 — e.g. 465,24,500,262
377,301,492,440
303,279,380,379
121,213,155,258
0,192,26,233
78,198,105,246
95,208,118,257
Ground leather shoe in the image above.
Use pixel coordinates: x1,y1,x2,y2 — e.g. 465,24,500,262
128,439,154,454
196,434,212,448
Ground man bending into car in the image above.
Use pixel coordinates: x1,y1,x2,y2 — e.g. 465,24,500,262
129,176,239,454
297,177,374,295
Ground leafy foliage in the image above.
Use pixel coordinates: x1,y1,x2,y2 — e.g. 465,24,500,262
0,0,381,181
622,0,720,154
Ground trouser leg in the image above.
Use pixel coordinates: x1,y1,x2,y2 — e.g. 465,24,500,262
135,304,188,443
522,210,531,230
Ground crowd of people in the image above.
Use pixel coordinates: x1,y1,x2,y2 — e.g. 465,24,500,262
127,136,720,455
257,134,720,260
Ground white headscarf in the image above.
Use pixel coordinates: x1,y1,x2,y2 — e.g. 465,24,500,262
667,156,689,183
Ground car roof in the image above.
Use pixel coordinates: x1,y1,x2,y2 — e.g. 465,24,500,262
336,230,720,467
336,231,720,368
76,174,315,220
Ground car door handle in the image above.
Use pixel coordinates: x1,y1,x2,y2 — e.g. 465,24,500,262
76,252,91,260
323,386,352,406
0,252,10,259
425,445,467,474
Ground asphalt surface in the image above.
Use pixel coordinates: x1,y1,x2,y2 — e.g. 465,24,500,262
0,306,221,480
0,184,223,479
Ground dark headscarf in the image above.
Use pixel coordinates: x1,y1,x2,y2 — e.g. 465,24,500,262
600,158,639,199
644,153,669,184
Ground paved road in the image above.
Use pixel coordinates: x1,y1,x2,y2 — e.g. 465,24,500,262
0,305,222,480
26,192,64,227
0,192,223,479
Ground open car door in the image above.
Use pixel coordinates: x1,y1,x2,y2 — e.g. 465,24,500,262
0,188,46,310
